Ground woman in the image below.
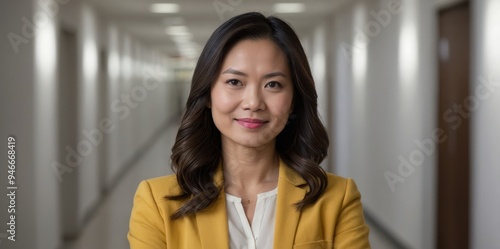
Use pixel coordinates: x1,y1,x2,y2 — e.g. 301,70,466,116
128,12,370,249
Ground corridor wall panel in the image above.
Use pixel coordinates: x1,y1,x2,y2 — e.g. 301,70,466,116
330,0,437,248
471,0,500,247
0,2,38,249
77,2,101,228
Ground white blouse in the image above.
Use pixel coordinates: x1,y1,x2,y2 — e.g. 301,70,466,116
225,188,278,249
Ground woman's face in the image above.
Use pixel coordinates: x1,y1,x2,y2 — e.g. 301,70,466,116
210,39,294,150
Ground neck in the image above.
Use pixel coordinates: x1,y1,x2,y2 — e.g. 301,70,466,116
221,140,279,189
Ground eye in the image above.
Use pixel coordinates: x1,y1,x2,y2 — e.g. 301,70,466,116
265,81,282,89
226,79,242,86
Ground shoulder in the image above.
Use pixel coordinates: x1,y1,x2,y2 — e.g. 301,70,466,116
317,173,362,205
134,174,184,205
144,174,180,191
325,173,359,193
300,173,366,227
129,174,184,248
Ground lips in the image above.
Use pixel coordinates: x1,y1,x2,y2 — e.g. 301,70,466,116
235,118,268,129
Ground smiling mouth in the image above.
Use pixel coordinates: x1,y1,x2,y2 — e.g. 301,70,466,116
235,118,268,129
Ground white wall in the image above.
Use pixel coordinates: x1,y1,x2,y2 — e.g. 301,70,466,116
471,0,500,248
77,2,101,225
300,17,335,171
0,0,179,248
331,0,437,248
0,0,72,247
0,2,37,248
105,33,175,189
33,0,61,247
310,21,329,126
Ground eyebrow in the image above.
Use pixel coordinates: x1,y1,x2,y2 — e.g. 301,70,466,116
222,68,287,79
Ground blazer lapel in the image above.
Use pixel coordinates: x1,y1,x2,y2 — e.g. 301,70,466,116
273,159,307,249
195,164,230,249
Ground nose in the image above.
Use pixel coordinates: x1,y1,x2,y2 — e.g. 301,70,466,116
241,84,265,111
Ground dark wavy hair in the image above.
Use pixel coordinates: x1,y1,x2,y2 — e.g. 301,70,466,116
167,12,329,220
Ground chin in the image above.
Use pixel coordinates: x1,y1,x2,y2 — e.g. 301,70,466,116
236,137,275,149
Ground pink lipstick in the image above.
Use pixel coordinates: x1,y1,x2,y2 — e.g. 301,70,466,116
235,118,267,129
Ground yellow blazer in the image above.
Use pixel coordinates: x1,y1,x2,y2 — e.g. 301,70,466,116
128,160,371,248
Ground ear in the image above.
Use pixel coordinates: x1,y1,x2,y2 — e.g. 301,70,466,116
207,100,211,109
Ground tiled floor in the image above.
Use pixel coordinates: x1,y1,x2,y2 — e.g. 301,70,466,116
65,123,397,249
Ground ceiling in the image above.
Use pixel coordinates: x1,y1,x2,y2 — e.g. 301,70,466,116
88,0,348,58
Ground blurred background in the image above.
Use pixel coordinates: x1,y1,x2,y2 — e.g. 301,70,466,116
1,0,499,248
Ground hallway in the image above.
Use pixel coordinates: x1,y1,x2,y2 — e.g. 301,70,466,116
2,0,500,248
63,123,177,249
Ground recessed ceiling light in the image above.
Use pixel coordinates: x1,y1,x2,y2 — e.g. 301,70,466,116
150,3,180,13
273,3,305,13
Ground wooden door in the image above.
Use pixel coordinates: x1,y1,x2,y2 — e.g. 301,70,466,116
437,2,470,249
